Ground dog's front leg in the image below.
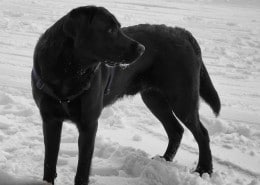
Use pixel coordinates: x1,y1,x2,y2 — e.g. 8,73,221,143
75,120,98,185
42,120,63,184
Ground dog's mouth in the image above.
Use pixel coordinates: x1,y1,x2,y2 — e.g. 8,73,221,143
103,60,130,69
103,44,145,69
103,60,118,67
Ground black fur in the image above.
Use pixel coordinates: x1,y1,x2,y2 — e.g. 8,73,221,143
32,6,221,185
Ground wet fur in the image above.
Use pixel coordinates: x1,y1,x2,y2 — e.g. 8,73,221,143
32,6,220,185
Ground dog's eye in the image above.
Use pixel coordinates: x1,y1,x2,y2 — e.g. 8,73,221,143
108,28,113,33
108,28,116,35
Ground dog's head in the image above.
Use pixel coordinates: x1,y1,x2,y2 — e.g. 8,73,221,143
63,6,145,67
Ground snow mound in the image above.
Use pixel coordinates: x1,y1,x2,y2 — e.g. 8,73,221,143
91,137,226,185
0,170,49,185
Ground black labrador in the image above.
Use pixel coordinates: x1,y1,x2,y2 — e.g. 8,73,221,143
32,6,221,185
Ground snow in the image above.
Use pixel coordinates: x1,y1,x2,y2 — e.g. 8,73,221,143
0,0,260,184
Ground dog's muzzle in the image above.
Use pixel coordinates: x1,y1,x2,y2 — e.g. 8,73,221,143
104,43,145,69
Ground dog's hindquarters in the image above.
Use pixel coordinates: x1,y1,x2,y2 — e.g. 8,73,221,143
139,27,220,175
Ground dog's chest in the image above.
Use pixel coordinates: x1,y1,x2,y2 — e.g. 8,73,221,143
57,65,94,97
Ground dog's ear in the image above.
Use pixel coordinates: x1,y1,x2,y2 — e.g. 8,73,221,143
63,12,77,38
63,7,97,38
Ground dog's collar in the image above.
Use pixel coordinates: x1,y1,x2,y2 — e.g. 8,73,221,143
104,65,116,95
32,63,100,115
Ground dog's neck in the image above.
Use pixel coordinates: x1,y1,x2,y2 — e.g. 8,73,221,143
63,58,98,80
52,55,99,98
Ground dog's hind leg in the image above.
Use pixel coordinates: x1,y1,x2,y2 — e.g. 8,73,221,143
193,116,213,175
141,90,184,161
166,93,213,175
42,120,63,184
183,113,212,175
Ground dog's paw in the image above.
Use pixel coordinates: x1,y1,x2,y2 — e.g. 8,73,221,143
194,165,213,177
43,181,53,185
151,155,163,160
151,155,171,162
151,154,173,162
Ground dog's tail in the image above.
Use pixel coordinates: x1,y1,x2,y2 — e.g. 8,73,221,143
199,62,221,116
185,30,221,116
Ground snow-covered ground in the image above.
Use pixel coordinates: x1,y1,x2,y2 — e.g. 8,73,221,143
0,0,259,184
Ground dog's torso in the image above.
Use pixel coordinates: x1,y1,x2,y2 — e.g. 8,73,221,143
33,23,200,124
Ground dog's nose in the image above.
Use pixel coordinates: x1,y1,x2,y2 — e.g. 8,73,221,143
137,44,145,56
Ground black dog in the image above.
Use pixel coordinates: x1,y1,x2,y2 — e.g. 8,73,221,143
32,6,220,185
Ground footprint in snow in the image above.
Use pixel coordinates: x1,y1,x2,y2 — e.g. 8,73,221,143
226,22,238,27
